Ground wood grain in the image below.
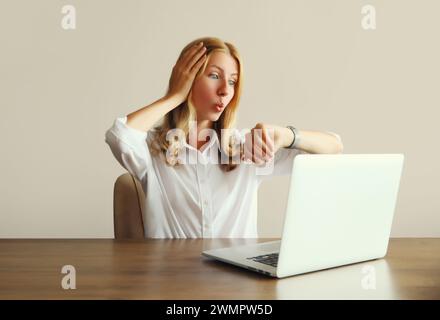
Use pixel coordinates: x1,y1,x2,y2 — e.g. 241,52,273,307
0,238,439,299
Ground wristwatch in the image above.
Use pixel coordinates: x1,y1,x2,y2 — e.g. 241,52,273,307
286,126,300,149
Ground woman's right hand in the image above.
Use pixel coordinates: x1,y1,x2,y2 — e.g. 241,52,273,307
167,42,207,103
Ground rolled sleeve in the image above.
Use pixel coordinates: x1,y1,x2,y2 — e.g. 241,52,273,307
105,116,153,182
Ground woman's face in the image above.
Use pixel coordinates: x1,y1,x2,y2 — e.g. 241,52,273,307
190,51,239,123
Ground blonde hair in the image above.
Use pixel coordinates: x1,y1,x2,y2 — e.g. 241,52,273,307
149,37,244,172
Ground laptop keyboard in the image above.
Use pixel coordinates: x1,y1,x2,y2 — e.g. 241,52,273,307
247,253,279,267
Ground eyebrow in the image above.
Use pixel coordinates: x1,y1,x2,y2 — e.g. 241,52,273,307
209,65,238,77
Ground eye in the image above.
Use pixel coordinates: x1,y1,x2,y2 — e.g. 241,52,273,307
209,73,236,86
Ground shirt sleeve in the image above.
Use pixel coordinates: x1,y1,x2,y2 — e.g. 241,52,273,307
104,116,153,182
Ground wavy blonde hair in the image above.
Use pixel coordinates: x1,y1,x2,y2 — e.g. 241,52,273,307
149,37,244,172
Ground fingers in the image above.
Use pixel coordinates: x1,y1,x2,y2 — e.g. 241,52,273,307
242,132,254,163
179,42,202,66
252,127,274,161
255,127,275,155
250,143,266,165
189,50,207,74
182,42,206,72
242,129,275,165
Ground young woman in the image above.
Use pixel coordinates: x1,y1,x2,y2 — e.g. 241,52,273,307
105,37,343,239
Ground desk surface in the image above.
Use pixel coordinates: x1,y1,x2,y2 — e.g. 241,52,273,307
0,238,439,299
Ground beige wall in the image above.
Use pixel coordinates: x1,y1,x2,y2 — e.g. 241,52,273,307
1,0,438,238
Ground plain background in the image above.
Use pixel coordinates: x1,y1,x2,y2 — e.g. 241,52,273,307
1,0,438,238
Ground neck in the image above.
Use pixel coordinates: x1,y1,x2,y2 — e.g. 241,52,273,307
188,119,215,150
197,119,214,132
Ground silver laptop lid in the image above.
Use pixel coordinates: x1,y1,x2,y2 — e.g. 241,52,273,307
277,154,404,278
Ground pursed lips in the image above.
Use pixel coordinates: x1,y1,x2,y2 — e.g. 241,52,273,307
213,103,225,112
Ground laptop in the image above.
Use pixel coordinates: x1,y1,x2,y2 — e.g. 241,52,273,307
202,154,405,278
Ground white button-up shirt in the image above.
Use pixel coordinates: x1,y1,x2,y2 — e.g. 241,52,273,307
105,116,309,238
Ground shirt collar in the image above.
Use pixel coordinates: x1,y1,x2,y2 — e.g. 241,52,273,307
183,130,221,158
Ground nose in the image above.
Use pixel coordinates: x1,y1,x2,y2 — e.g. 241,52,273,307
217,79,231,97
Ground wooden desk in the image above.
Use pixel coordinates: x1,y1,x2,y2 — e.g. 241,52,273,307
0,238,439,299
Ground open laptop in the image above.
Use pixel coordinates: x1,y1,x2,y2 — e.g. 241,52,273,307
202,154,405,278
